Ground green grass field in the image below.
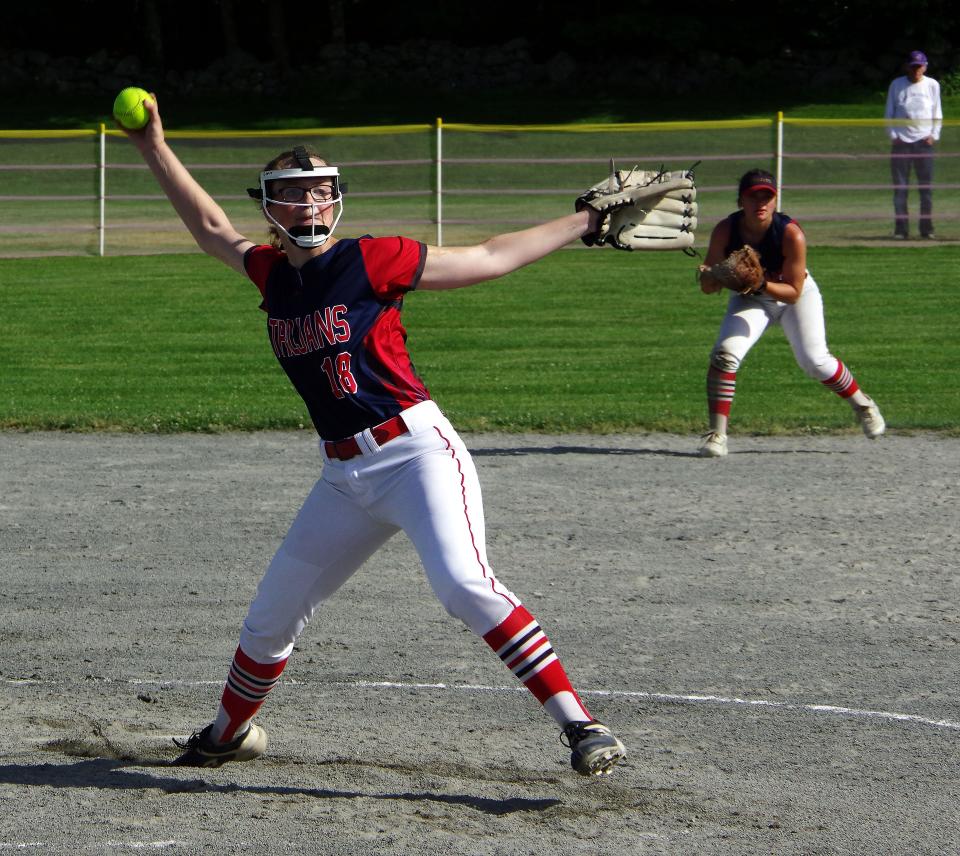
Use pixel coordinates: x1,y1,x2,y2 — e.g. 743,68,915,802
1,247,956,435
1,90,956,434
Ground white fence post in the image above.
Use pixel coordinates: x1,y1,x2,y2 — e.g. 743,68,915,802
435,117,443,247
98,123,106,256
775,111,784,211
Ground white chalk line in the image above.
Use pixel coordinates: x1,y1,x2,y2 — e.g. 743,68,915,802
345,681,960,732
7,676,959,733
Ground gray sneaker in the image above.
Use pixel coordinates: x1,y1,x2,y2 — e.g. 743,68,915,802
561,720,626,776
172,723,267,768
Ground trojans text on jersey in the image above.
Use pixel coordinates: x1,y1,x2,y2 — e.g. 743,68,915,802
267,304,350,359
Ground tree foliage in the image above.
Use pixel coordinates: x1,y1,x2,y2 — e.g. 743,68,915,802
3,0,959,72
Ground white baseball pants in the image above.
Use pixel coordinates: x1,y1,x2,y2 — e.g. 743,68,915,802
237,400,520,664
710,273,840,380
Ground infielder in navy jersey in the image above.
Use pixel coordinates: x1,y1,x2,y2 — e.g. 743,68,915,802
697,169,885,458
122,95,625,776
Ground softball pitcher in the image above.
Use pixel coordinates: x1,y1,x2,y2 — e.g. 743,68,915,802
697,169,885,457
121,95,629,776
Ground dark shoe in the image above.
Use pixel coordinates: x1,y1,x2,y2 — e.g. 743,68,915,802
561,720,626,776
172,723,267,767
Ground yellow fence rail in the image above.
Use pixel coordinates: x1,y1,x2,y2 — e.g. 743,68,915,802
0,115,956,258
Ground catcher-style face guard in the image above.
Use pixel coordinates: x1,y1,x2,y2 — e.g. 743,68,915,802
247,147,346,248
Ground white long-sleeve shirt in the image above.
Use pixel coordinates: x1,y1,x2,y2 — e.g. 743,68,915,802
885,75,943,142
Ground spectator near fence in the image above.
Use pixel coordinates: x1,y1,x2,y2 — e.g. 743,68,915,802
885,50,943,239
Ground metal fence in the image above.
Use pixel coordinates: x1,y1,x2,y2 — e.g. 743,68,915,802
1,116,957,258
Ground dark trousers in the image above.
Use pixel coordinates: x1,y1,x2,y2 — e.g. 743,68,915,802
891,139,935,236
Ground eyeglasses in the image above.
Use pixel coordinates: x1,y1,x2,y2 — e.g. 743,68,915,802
274,184,336,203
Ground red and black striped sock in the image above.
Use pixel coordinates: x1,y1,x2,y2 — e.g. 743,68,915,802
214,646,287,742
483,605,591,726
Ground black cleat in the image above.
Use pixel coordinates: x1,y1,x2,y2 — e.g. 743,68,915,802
561,719,626,776
171,723,267,768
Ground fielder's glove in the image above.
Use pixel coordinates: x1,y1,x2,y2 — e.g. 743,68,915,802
576,161,698,251
698,245,766,295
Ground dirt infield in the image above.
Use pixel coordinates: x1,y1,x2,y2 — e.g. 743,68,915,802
1,429,957,855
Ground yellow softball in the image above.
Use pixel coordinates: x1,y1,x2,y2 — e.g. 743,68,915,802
112,86,151,130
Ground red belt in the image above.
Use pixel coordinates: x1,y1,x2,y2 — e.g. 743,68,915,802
323,414,409,461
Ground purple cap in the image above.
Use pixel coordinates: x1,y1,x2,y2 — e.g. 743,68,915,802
908,50,928,66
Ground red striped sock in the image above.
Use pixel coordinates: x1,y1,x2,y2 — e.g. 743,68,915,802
217,646,287,741
707,366,737,417
483,605,591,725
821,360,860,398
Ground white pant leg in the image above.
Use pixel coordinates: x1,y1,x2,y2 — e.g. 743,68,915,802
346,403,520,637
381,426,520,637
241,400,522,662
778,275,840,381
711,293,777,368
239,476,398,663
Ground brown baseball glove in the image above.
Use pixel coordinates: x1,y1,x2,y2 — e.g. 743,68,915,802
698,245,766,294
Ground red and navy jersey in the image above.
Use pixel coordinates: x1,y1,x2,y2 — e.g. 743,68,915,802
725,211,801,280
244,236,430,440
